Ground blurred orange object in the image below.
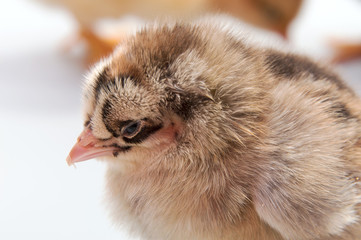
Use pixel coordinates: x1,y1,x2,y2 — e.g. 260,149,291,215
331,41,361,62
40,0,302,64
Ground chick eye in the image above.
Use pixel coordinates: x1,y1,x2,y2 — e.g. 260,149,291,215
123,121,141,138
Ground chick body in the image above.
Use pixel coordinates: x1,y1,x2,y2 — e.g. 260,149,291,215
71,18,361,240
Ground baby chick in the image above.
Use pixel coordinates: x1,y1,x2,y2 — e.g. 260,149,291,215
67,18,361,240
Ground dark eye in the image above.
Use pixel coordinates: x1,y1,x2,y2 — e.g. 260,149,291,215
123,121,141,138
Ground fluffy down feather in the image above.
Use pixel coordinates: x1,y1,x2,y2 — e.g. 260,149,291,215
67,18,361,240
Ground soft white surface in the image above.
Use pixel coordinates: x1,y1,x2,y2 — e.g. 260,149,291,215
0,0,360,239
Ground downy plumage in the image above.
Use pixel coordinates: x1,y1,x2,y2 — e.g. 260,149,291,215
67,18,361,240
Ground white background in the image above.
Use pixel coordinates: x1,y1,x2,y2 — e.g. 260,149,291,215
0,0,360,239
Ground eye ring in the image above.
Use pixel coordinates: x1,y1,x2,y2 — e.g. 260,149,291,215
122,121,142,138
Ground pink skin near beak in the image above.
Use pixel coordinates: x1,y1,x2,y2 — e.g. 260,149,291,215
66,128,116,166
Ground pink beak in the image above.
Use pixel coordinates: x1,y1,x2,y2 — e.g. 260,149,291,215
66,128,116,166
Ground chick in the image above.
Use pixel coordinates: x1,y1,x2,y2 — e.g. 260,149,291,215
67,18,361,240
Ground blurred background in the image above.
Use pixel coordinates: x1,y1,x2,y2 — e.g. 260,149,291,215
0,0,360,239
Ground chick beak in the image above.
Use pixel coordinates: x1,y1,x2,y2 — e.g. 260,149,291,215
66,128,116,166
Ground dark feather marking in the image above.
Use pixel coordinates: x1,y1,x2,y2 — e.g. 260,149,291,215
174,97,194,120
84,120,91,127
123,124,163,144
111,143,132,152
94,67,110,102
321,98,354,120
265,52,348,90
120,76,125,88
101,99,120,138
171,92,213,120
330,102,352,119
124,66,142,85
94,67,135,101
118,74,136,87
112,145,132,157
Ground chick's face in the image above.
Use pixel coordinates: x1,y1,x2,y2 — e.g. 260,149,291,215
66,57,182,167
67,25,219,169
